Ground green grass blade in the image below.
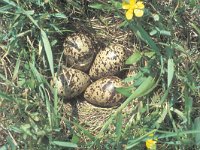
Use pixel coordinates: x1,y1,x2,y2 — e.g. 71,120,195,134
22,9,40,29
133,76,156,97
126,129,157,149
194,117,200,146
167,58,175,87
129,22,160,55
2,0,17,7
189,22,200,35
115,112,123,142
125,51,142,64
41,30,54,76
12,55,21,81
0,5,13,14
0,91,17,102
51,13,68,19
29,63,53,128
71,121,96,141
153,104,168,128
51,141,78,148
53,86,59,127
0,73,13,86
157,130,200,139
89,3,105,9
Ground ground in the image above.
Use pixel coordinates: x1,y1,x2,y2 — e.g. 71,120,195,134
0,0,199,149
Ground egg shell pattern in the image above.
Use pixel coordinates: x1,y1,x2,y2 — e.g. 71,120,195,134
89,44,125,80
66,55,94,72
55,67,91,99
63,33,94,71
84,76,125,107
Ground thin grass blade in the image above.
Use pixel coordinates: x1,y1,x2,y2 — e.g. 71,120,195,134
167,58,174,87
41,30,54,76
51,141,78,148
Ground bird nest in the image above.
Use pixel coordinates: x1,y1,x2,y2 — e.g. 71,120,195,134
57,15,140,136
60,96,139,137
62,100,115,132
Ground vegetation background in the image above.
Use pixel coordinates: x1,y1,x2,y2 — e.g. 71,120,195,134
0,0,199,149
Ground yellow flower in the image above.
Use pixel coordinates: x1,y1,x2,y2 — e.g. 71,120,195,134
122,0,145,20
146,139,157,150
146,133,157,150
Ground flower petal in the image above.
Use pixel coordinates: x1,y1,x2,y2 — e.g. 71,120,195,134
126,9,134,20
134,9,144,17
146,139,157,149
122,2,130,9
130,0,136,5
136,1,144,9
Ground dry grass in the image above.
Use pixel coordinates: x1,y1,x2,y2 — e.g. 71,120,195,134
0,0,199,149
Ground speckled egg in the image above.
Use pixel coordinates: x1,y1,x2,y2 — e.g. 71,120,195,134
63,33,94,71
84,76,125,107
52,67,91,99
89,44,125,80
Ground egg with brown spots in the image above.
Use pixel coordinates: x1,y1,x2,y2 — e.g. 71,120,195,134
63,33,94,71
89,44,125,80
84,76,125,107
52,67,91,99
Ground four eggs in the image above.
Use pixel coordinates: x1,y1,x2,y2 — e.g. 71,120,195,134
52,33,128,107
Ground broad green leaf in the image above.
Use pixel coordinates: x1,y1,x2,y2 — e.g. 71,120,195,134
133,76,155,97
149,29,158,36
71,134,79,144
125,52,142,64
41,30,54,76
167,58,174,87
160,30,171,36
123,76,135,83
117,76,155,98
143,51,155,58
116,87,132,97
51,141,78,148
134,77,146,87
